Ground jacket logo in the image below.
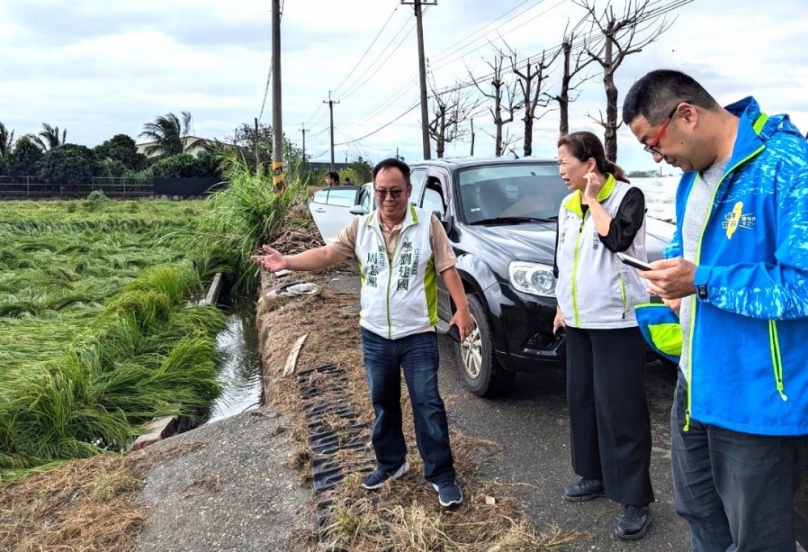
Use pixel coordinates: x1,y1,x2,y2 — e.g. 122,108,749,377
722,201,755,239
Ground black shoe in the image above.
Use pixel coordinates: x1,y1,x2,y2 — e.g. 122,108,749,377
361,462,409,490
615,504,653,540
563,478,605,502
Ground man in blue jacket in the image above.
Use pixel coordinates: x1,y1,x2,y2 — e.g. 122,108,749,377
623,69,808,551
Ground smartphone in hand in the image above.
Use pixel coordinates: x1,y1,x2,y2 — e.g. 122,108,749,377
617,252,652,271
446,324,462,343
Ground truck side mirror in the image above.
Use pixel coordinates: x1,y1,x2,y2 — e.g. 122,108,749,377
350,205,365,215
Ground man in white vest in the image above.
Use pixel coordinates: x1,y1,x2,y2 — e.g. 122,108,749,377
252,158,473,507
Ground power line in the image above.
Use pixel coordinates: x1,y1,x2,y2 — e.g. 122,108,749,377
316,1,554,143
324,0,692,152
430,0,551,68
332,2,401,96
319,0,555,133
336,17,416,102
429,0,565,74
335,102,420,146
432,0,694,97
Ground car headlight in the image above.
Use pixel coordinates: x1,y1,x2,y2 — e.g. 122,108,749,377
508,262,556,297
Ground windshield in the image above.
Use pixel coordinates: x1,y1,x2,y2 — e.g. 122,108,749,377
457,163,567,223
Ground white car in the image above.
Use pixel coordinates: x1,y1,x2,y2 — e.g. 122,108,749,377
308,172,431,243
308,183,372,244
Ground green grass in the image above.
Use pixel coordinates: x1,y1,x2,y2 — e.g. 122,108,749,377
0,198,227,480
0,161,302,480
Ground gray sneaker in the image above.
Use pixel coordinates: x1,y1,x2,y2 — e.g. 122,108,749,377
361,462,409,490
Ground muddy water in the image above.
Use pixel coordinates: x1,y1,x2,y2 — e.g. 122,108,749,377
206,297,262,424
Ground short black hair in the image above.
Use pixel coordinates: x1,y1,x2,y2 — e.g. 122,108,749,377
623,69,720,126
326,171,340,183
372,158,411,186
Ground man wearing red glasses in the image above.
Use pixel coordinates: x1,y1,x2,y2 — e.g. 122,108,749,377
252,158,472,508
623,69,808,551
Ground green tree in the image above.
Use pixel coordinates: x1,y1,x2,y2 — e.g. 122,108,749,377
151,153,214,178
139,111,203,158
8,136,44,177
29,123,67,151
347,156,373,184
95,134,146,170
0,122,15,161
38,144,100,187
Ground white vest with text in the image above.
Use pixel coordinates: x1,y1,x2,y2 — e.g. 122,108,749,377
355,205,439,339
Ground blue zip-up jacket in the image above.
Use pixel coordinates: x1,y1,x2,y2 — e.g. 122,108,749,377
665,96,808,436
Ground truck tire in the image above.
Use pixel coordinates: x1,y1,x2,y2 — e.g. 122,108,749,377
454,294,515,397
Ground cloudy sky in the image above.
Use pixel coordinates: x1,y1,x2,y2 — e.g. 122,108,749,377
1,0,807,172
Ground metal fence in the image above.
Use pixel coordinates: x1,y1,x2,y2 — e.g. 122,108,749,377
0,176,220,199
0,176,153,199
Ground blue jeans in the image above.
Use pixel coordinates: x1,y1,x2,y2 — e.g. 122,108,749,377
360,327,455,485
671,371,805,552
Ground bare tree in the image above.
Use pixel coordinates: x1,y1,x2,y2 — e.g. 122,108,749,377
480,126,522,159
545,22,598,138
469,49,523,157
577,0,673,161
505,42,559,156
427,78,480,159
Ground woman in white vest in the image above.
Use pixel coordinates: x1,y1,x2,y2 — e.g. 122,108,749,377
553,131,655,540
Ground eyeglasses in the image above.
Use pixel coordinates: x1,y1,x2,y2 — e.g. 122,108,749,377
644,104,680,156
374,188,404,199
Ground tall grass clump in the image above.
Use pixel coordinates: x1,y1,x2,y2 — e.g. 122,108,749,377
195,151,308,292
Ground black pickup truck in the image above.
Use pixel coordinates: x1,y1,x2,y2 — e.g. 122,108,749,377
402,157,675,396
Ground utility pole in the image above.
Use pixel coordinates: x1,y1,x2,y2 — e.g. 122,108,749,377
323,91,340,171
298,123,308,162
402,0,436,160
470,117,475,156
271,0,284,192
254,117,260,169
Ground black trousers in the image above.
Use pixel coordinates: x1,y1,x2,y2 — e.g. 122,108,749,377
566,325,655,506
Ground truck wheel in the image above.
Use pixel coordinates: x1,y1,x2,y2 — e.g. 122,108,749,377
454,294,515,397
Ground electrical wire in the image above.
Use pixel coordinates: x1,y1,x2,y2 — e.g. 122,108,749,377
331,1,401,96
335,102,420,146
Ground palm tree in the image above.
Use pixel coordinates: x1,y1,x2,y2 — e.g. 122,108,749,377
0,122,14,160
28,123,67,151
139,111,203,158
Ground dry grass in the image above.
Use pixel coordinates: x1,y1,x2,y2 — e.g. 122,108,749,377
0,442,204,552
257,261,584,551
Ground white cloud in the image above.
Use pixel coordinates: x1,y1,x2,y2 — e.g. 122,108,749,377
0,0,806,172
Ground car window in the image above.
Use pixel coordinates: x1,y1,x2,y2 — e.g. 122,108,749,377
360,188,372,213
457,163,566,223
328,187,359,207
410,168,427,202
422,188,445,218
311,189,328,204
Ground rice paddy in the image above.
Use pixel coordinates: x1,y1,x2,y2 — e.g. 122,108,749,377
0,197,229,480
